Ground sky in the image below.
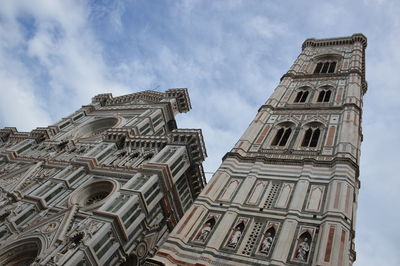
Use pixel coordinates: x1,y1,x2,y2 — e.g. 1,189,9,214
0,0,399,265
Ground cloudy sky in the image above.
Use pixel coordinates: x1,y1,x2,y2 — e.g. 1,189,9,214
0,0,399,265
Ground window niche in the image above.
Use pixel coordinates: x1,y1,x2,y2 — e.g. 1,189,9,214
224,218,249,249
311,54,342,75
193,214,221,244
291,227,316,264
316,86,334,103
219,179,242,202
314,61,336,74
269,122,295,148
259,226,276,255
293,87,311,103
299,122,325,149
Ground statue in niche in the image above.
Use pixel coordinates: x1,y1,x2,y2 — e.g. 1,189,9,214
197,217,216,242
260,233,273,253
227,222,245,248
295,234,311,262
260,226,276,254
198,222,212,241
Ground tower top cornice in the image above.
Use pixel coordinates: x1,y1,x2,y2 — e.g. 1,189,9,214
91,88,192,113
302,33,367,50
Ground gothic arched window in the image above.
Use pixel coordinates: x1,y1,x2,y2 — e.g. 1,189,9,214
294,90,309,103
314,61,336,74
317,89,332,102
271,126,292,147
301,123,323,148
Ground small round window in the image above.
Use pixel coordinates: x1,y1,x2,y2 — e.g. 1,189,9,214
69,180,117,210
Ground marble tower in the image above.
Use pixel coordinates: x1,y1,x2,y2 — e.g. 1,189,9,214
150,34,367,265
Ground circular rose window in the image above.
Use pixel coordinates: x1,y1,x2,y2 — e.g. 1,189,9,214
73,117,119,140
69,180,117,210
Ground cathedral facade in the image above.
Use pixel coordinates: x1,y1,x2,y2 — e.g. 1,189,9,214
150,34,367,265
0,89,207,265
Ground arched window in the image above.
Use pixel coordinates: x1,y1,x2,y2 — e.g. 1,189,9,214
272,127,292,147
294,90,309,103
317,89,332,102
314,61,336,74
301,123,323,148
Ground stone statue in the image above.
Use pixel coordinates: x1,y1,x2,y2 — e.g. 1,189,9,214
198,222,212,242
228,227,242,248
296,238,310,261
260,232,273,253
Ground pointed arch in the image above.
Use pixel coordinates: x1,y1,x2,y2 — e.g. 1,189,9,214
247,181,266,205
259,226,276,255
300,122,324,148
311,53,342,74
265,226,276,238
195,216,217,242
293,87,311,103
317,90,325,102
220,179,240,201
271,128,284,146
307,186,324,211
317,85,334,103
271,122,295,147
294,231,312,262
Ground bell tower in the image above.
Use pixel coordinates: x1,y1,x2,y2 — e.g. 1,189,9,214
150,34,367,265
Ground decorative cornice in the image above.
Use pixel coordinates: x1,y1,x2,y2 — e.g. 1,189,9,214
91,88,192,113
223,151,360,178
302,33,367,50
169,129,207,164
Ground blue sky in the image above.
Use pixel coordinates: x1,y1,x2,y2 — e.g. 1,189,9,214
0,0,399,265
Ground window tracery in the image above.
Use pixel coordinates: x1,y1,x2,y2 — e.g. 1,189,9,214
317,89,332,102
294,90,309,103
300,122,324,148
314,61,336,74
271,123,294,147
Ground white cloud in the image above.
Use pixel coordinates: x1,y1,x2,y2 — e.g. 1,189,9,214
1,1,400,265
0,0,130,130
